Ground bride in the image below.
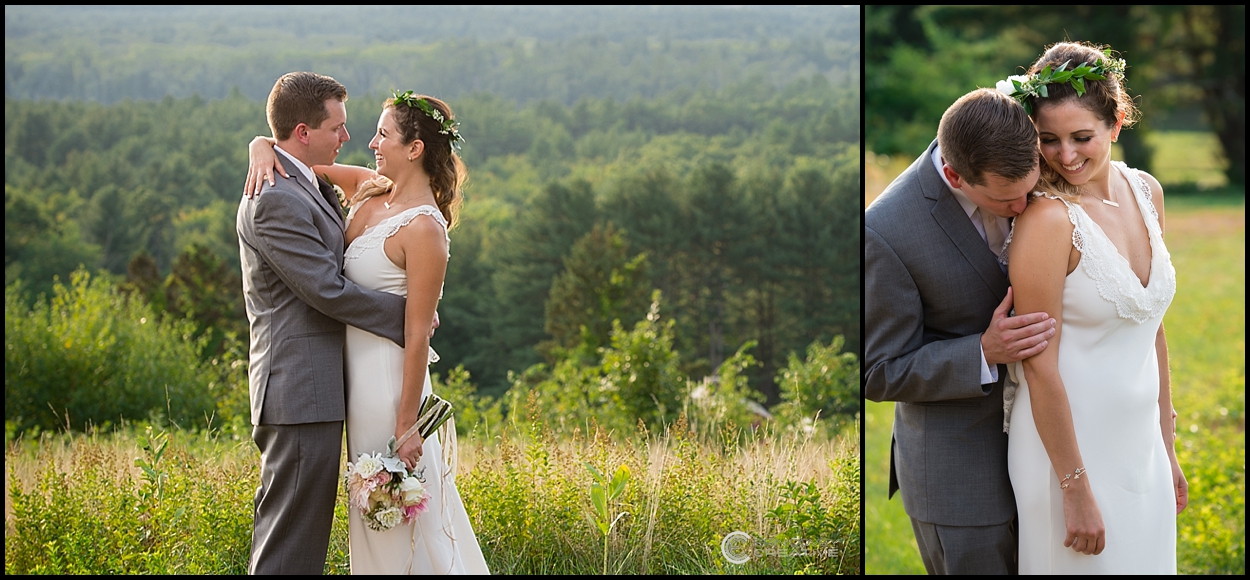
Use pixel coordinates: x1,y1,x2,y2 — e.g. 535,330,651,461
1001,41,1188,574
247,92,489,574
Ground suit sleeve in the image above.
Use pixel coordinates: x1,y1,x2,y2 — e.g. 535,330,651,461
863,224,991,403
252,188,406,346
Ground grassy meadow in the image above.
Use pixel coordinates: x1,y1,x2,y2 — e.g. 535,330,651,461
5,418,858,574
865,131,1246,574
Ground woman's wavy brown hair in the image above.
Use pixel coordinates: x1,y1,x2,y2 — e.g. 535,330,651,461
1025,42,1139,204
353,95,465,229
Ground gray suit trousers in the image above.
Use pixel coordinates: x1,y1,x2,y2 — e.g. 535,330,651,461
910,516,1017,575
249,422,343,575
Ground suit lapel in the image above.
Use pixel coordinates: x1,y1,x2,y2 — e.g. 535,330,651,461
280,155,345,232
918,142,1009,297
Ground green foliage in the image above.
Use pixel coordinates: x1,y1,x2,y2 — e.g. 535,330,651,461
5,418,857,575
429,365,504,440
685,341,768,440
5,6,858,106
865,6,1244,186
762,476,857,574
543,222,651,358
4,270,218,434
4,185,100,301
773,335,860,437
599,294,687,432
585,462,632,574
4,429,255,574
4,9,862,412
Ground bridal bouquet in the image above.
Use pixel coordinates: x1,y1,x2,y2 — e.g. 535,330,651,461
344,394,454,531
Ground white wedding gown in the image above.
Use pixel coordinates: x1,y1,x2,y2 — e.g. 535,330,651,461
343,204,490,575
1007,162,1177,574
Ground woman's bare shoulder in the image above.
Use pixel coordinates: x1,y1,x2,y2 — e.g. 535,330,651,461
1014,194,1073,233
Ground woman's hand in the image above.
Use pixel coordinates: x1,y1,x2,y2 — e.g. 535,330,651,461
1061,478,1106,555
394,419,425,471
244,136,287,199
1172,458,1189,514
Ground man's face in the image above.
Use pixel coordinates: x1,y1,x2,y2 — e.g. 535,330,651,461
306,98,350,167
945,163,1039,219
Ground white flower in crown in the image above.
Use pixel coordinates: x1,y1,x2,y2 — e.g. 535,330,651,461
996,75,1029,97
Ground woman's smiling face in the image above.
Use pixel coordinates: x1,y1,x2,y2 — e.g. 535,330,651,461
368,107,411,178
1033,99,1122,186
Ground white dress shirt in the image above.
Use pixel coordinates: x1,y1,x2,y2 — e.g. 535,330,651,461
274,145,318,191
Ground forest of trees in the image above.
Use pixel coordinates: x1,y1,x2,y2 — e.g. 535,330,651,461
5,6,860,429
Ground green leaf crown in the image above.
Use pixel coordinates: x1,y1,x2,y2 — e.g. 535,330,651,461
391,90,464,153
996,49,1127,115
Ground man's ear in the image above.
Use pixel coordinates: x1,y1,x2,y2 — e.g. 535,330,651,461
942,164,966,190
294,123,311,145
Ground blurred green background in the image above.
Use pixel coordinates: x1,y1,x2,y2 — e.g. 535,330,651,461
865,5,1244,203
864,5,1245,575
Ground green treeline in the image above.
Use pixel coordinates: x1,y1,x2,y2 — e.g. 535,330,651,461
5,6,860,433
5,6,858,106
865,5,1245,187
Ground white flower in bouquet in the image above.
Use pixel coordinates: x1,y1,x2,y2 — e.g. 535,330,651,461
399,475,427,504
373,506,403,530
354,453,385,479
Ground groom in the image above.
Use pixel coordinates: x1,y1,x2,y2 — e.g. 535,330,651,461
237,71,406,574
864,88,1056,574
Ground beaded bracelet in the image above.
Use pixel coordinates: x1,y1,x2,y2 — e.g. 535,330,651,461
1060,467,1086,490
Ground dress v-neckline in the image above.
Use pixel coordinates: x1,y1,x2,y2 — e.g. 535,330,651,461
1077,164,1154,290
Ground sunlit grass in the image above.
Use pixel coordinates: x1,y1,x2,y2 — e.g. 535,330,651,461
6,420,859,574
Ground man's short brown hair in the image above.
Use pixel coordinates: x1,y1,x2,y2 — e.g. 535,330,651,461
266,72,348,141
937,88,1037,187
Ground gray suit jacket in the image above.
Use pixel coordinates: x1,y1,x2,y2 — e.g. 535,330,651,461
237,153,406,425
864,140,1015,527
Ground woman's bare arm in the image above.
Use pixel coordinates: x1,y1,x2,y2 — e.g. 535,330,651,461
389,215,449,470
243,136,377,201
1009,196,1106,556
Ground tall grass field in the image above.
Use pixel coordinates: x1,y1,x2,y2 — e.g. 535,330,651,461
865,188,1246,574
5,418,858,574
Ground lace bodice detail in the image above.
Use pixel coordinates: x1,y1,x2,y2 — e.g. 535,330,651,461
1003,161,1175,324
345,204,449,262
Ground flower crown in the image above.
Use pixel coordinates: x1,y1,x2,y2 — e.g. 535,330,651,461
996,49,1127,115
391,90,464,153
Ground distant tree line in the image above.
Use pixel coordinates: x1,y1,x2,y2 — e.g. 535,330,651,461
866,5,1244,187
4,5,858,107
6,75,858,406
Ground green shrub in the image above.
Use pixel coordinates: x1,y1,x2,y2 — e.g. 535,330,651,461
430,364,504,439
5,270,218,434
772,335,860,437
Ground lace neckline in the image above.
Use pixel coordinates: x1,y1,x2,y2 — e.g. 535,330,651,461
345,204,449,261
1005,161,1175,324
